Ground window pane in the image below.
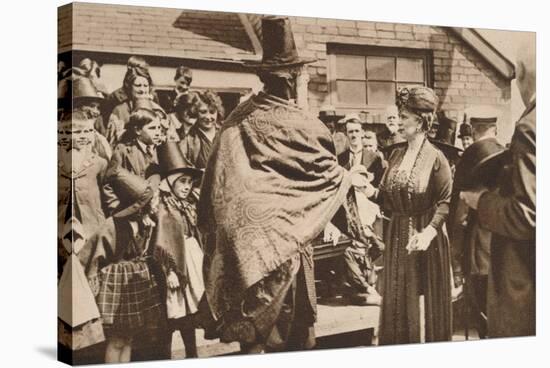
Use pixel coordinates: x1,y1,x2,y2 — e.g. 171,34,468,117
397,58,425,82
367,57,395,80
336,80,366,104
335,55,366,80
367,81,396,105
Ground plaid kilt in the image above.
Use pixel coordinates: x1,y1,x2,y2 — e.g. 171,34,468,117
97,258,163,337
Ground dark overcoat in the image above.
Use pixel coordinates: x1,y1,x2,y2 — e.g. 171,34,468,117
477,100,536,337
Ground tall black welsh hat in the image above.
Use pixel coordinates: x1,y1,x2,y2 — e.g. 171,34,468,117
244,16,316,70
157,141,203,180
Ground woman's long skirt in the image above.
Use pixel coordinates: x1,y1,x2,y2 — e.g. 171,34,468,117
378,211,452,345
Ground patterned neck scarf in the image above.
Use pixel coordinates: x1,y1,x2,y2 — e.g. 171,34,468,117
160,190,197,229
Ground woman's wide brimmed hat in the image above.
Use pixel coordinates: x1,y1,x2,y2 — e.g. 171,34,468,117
111,169,155,218
243,16,317,70
157,141,203,180
454,139,508,191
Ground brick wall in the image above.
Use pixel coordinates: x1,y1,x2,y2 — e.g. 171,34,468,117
58,4,72,53
286,17,512,137
58,3,514,139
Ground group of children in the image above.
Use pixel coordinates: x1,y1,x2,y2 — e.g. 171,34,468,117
57,57,224,363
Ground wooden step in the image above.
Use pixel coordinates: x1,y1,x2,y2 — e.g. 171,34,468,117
172,301,380,359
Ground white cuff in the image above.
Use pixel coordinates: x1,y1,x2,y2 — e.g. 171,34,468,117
423,225,437,240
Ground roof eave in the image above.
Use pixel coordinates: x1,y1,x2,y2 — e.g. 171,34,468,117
450,27,515,80
62,48,260,73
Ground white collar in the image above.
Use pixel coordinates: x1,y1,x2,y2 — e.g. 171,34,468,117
199,127,217,142
129,221,139,237
475,135,496,143
349,146,363,155
136,139,153,153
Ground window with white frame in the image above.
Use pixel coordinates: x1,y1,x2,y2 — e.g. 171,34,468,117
328,44,432,109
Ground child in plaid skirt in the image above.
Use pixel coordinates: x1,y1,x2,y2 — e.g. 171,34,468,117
80,169,166,363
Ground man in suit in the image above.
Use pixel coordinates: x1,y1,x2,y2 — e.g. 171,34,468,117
337,114,385,305
338,114,385,187
461,40,536,337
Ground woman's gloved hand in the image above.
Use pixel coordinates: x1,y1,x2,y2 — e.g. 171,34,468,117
406,225,437,254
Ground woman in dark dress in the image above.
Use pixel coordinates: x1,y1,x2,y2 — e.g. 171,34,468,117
378,86,453,345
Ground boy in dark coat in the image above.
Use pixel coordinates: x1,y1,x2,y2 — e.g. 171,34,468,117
103,108,162,215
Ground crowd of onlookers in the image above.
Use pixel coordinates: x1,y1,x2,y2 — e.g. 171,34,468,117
58,42,535,361
56,54,473,355
58,55,227,362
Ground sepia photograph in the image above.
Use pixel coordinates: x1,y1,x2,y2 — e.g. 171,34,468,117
54,1,536,365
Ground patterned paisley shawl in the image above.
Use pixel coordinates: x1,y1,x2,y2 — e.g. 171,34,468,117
197,92,352,319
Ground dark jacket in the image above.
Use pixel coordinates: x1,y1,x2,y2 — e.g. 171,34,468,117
338,147,386,188
105,101,132,146
103,139,159,215
449,196,492,277
450,137,504,278
477,100,536,337
178,125,219,169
